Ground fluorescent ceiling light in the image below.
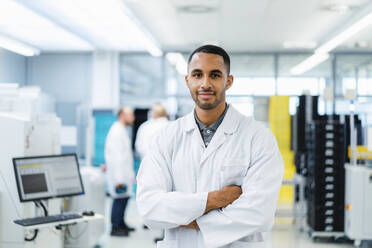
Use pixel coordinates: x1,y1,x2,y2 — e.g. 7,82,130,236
0,34,40,56
316,11,372,54
166,53,187,75
21,0,162,55
291,9,372,75
290,53,329,75
0,0,93,52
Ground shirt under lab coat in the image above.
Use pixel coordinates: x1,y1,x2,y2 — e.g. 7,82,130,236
136,106,284,248
105,121,134,198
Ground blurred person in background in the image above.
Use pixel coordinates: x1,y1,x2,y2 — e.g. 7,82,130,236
135,103,169,160
105,107,136,237
135,103,169,240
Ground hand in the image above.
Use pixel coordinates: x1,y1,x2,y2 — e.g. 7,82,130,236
205,185,242,213
178,220,199,230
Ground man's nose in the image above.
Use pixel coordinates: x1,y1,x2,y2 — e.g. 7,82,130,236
200,76,211,89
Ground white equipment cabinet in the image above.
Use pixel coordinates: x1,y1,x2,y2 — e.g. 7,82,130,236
64,166,105,248
345,164,372,247
0,112,62,248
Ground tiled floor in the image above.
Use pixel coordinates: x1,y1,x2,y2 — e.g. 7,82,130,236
97,197,354,248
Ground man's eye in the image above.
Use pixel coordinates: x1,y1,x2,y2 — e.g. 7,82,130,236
211,74,220,78
193,73,202,78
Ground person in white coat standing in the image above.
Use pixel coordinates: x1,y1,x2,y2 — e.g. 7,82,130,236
136,45,284,248
135,103,169,160
135,103,169,237
105,107,135,237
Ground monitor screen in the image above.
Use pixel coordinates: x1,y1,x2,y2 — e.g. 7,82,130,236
13,154,85,202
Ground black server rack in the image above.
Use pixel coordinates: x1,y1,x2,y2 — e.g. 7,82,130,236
306,119,346,232
293,95,319,176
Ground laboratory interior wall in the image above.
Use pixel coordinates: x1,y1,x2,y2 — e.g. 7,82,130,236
120,53,166,107
120,53,183,118
26,53,92,103
0,48,26,85
26,53,93,157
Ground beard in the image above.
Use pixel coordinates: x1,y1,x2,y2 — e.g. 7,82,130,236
190,89,225,110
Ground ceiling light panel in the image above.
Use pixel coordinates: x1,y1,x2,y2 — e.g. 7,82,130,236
290,53,330,75
316,11,372,53
0,0,93,51
166,53,187,75
0,34,40,56
20,0,162,55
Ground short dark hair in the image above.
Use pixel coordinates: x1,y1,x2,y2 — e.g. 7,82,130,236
187,44,231,75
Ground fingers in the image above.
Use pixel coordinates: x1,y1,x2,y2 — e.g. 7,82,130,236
223,185,242,195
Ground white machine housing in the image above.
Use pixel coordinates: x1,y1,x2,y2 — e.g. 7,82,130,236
64,166,105,248
345,164,372,244
0,112,62,248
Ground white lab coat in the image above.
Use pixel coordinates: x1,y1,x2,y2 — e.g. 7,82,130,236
105,121,134,198
135,117,169,159
136,106,284,248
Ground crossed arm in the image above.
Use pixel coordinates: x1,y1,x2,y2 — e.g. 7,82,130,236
178,185,242,230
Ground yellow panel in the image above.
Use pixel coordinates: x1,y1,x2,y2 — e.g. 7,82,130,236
347,146,372,159
277,185,293,204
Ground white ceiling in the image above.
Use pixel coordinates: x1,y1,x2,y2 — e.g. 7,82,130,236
0,0,371,53
124,0,372,52
2,0,372,76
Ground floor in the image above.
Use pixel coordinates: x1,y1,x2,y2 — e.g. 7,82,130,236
94,197,355,248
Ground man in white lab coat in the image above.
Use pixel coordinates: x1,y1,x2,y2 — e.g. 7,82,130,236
136,45,284,247
105,107,135,237
135,103,169,160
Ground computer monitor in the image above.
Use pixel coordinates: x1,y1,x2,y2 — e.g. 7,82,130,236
13,154,85,202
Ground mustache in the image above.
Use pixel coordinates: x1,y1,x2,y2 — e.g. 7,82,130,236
197,90,216,95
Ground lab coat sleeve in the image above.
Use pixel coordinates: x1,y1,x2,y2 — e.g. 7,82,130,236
196,128,284,248
136,132,208,229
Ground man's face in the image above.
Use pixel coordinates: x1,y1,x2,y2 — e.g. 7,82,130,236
185,53,233,110
119,108,135,126
124,111,135,126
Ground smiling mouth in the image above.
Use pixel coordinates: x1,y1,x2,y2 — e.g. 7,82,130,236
198,94,215,100
197,91,215,95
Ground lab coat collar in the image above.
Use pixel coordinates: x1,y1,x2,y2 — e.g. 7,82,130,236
183,104,241,135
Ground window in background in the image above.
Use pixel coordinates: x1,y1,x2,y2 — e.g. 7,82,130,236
289,96,299,115
120,54,164,106
166,77,178,119
227,96,253,116
278,54,331,78
278,77,325,95
228,77,275,96
230,55,274,77
358,78,372,95
342,78,356,95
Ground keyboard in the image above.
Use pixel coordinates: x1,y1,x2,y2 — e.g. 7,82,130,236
14,213,83,226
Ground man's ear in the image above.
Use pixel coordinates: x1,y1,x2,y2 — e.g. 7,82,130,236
185,75,190,88
225,75,234,90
